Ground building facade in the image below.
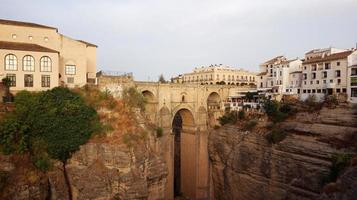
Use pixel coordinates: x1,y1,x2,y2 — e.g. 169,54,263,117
300,48,351,101
0,19,97,92
347,50,357,103
257,56,302,99
176,64,256,86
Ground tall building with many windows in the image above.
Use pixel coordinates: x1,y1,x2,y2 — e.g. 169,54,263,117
257,56,302,99
300,48,351,101
0,19,97,92
174,64,256,86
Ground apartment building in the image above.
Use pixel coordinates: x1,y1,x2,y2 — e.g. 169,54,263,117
257,56,302,99
347,50,357,103
0,19,97,92
176,64,256,86
300,48,351,101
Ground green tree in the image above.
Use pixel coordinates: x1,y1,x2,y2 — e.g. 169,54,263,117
0,87,100,200
158,74,167,83
1,77,13,102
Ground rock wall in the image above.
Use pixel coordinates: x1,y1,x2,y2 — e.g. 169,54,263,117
208,106,357,200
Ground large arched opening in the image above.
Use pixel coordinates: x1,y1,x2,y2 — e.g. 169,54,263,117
142,90,157,123
207,92,221,127
172,108,196,199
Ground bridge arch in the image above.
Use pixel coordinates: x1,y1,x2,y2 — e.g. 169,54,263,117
172,108,196,199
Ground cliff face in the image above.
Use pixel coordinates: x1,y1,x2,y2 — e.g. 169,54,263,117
208,106,357,200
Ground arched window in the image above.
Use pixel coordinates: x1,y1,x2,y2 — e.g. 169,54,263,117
40,56,52,72
5,54,17,70
23,55,35,71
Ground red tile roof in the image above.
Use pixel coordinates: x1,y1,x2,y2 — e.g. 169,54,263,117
257,72,267,76
0,19,57,30
302,51,352,64
0,41,59,53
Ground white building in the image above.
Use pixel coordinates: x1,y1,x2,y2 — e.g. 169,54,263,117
300,48,351,101
347,50,357,103
257,56,302,100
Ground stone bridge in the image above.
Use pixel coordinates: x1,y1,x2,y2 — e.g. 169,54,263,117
135,81,232,200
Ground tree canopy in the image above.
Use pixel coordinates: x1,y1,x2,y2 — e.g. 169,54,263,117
0,87,100,169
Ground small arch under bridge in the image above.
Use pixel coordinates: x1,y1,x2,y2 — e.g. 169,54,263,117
135,81,232,200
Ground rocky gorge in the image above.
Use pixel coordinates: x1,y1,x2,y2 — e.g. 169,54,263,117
208,106,357,200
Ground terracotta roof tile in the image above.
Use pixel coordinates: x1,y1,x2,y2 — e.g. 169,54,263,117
0,41,58,53
0,19,57,30
302,51,352,64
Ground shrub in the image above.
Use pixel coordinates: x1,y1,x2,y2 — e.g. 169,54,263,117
238,110,245,120
263,100,279,117
321,153,352,186
324,95,338,108
156,127,164,138
265,128,287,144
213,125,220,130
122,87,146,111
272,112,288,123
243,120,257,131
305,94,323,111
218,112,237,126
0,171,9,192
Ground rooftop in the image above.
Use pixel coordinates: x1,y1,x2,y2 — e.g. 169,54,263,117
0,41,59,53
0,18,57,30
302,50,353,64
261,56,286,65
77,40,98,48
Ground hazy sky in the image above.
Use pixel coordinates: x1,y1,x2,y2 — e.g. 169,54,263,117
1,0,357,81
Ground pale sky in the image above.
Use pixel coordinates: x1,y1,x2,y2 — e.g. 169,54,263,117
1,0,357,81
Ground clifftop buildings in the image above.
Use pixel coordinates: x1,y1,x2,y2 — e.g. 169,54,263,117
172,64,256,86
0,19,97,92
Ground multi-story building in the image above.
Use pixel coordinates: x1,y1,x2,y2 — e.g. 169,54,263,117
0,19,97,92
347,50,357,103
177,64,256,86
300,48,351,101
257,56,302,99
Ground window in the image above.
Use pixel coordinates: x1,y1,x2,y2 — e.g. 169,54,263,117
325,63,331,70
308,90,311,93
310,81,313,84
44,37,49,42
337,79,341,84
28,36,33,40
40,56,52,72
23,55,35,71
322,89,326,93
304,66,307,70
5,54,18,70
279,71,282,76
303,73,307,80
342,88,346,93
65,65,76,75
24,74,33,87
335,70,341,77
336,88,340,93
312,73,316,79
312,89,316,93
304,81,306,85
41,75,50,87
337,62,340,66
12,34,17,39
303,90,306,93
352,88,357,97
316,80,319,84
322,71,327,78
312,65,317,71
352,68,357,76
330,79,333,83
317,89,321,93
323,80,326,84
6,74,16,87
67,77,74,84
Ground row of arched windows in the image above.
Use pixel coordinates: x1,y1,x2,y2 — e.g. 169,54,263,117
4,54,52,72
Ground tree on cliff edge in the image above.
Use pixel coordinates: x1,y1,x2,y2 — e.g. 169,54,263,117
0,87,101,200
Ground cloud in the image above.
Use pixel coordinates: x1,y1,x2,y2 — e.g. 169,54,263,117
1,0,357,80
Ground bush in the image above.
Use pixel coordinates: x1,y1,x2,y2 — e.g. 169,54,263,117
218,112,237,126
305,94,323,111
321,153,352,186
265,129,287,144
0,171,9,192
272,112,288,123
122,87,146,111
213,125,220,130
243,120,257,131
156,127,164,138
238,110,245,120
263,100,279,117
324,95,338,108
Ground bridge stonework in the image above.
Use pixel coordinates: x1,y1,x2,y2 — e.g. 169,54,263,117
135,82,232,200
